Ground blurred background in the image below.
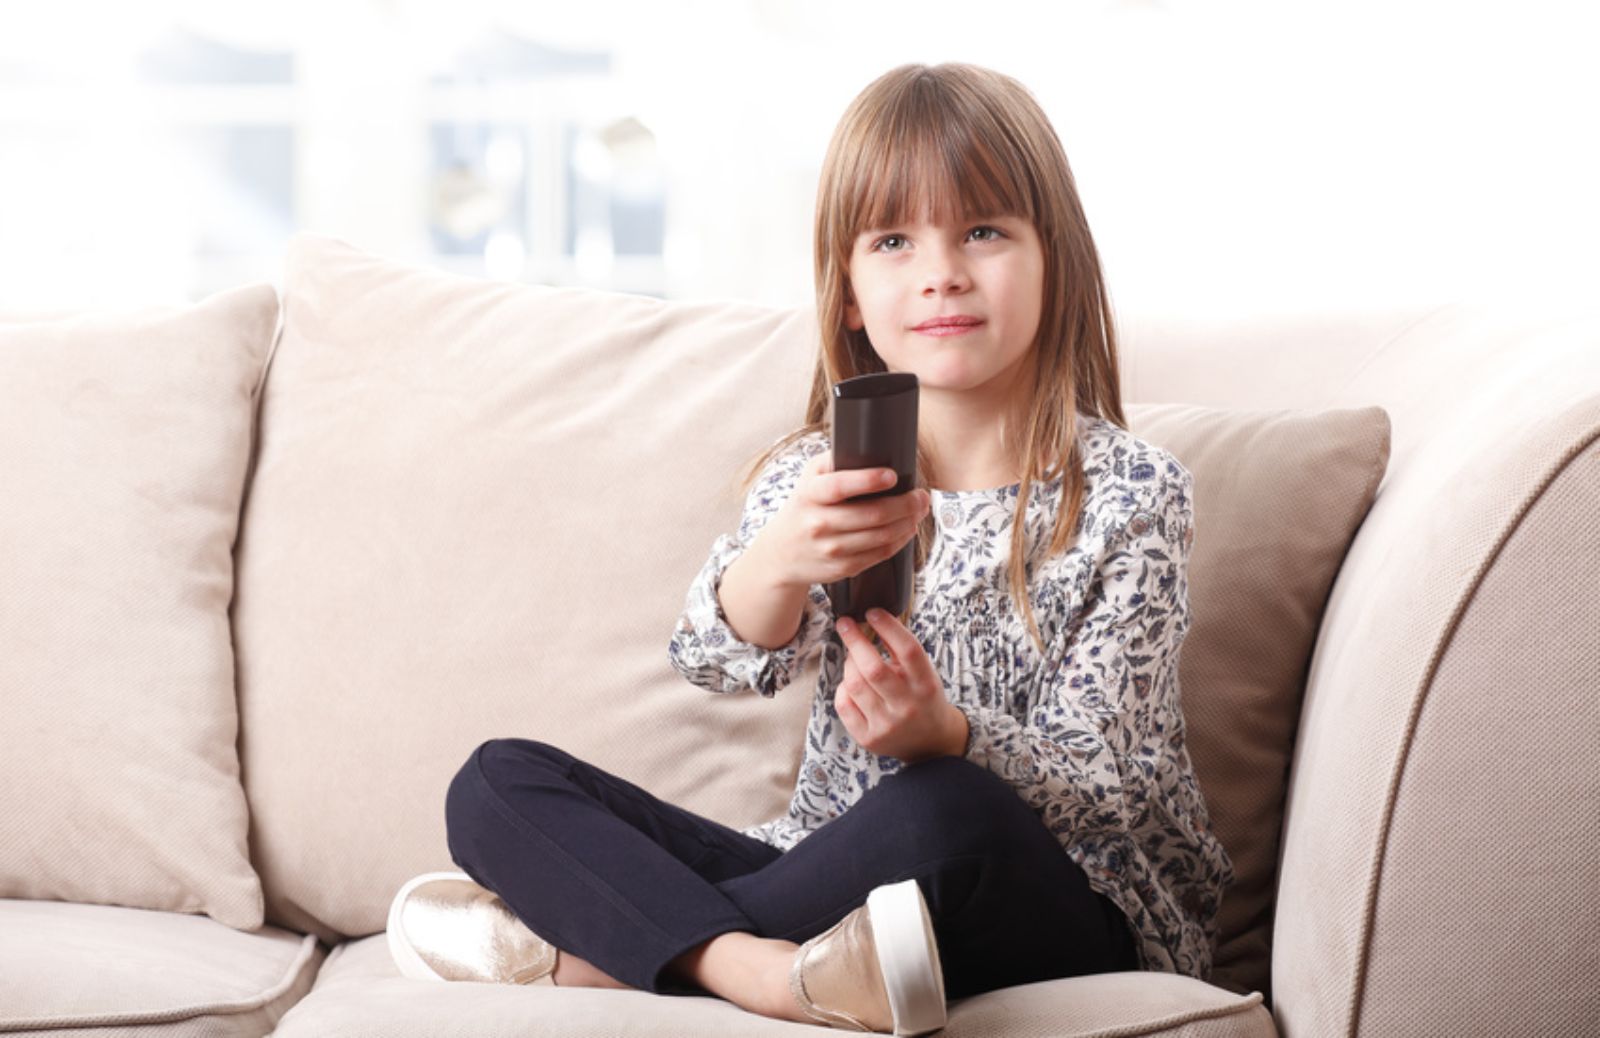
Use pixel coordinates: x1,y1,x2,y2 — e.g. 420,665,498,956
1,0,1595,316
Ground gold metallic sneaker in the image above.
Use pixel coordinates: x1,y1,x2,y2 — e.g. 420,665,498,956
386,870,559,985
790,878,947,1035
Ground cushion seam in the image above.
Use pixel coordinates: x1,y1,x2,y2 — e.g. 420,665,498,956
1057,988,1267,1037
0,932,318,1031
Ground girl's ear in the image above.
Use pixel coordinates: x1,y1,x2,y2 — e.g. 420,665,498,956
843,289,864,330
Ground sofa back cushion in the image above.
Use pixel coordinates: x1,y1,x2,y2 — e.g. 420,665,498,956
0,285,276,930
1125,404,1391,1000
232,235,821,940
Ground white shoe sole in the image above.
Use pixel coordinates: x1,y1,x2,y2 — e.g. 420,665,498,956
866,879,948,1036
386,870,474,981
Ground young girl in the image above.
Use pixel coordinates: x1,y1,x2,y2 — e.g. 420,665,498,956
386,62,1234,1035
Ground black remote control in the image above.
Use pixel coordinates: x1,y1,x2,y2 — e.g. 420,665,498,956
825,371,920,626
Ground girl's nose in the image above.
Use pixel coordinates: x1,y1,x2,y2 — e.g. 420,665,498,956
920,256,970,295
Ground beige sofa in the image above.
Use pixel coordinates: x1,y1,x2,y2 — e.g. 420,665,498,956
1,233,1595,1037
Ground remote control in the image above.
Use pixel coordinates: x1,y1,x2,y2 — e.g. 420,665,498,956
826,371,920,626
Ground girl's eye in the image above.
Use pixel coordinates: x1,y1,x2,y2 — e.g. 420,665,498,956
869,226,1005,253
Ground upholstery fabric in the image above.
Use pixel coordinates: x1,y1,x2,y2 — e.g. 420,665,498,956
1355,436,1600,1035
0,286,276,930
0,896,319,1035
1125,304,1600,1035
232,234,820,941
274,932,1275,1037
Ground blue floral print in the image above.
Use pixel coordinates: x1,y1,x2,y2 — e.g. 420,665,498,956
668,415,1235,980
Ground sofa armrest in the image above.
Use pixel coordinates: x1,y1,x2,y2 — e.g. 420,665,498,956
1273,387,1600,1036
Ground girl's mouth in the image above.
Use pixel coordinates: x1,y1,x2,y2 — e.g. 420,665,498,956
914,320,984,337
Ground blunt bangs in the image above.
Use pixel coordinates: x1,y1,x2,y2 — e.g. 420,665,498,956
841,87,1037,248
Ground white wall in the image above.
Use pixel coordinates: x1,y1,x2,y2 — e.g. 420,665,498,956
624,0,1600,315
1,0,1595,315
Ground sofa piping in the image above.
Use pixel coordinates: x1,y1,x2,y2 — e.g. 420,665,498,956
0,933,319,1032
1065,988,1266,1038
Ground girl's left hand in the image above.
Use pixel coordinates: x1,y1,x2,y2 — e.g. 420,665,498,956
834,609,969,765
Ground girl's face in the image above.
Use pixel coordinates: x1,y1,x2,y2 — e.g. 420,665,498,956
844,210,1045,399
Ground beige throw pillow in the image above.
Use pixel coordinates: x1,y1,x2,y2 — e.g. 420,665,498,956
1126,403,1391,1000
232,234,821,942
0,284,278,930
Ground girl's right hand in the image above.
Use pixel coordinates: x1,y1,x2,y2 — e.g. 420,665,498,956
752,453,932,590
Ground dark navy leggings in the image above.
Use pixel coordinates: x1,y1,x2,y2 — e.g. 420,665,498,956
444,738,1139,1001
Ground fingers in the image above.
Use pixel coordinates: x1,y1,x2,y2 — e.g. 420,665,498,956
844,467,900,502
905,489,932,521
807,453,929,523
836,679,876,735
828,460,899,504
836,615,895,682
838,651,886,725
805,454,895,503
856,609,903,653
854,609,939,688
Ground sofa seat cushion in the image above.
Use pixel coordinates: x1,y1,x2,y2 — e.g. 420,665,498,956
273,933,1275,1037
0,899,324,1036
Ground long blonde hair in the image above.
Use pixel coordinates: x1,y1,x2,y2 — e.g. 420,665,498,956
739,62,1126,657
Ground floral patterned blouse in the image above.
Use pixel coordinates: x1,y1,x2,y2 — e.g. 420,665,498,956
667,414,1235,980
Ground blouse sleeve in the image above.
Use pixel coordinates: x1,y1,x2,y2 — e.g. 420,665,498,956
667,434,836,699
958,460,1196,843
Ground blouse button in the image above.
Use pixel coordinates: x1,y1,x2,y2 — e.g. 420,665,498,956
810,766,828,785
